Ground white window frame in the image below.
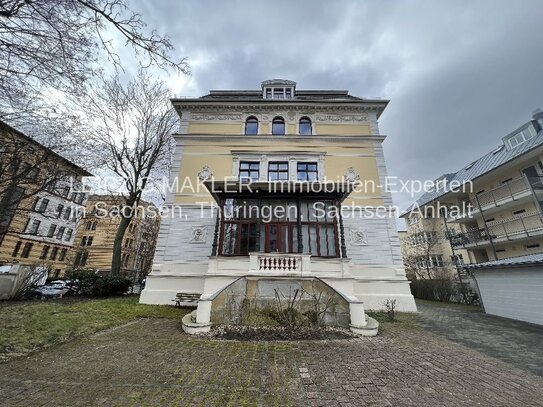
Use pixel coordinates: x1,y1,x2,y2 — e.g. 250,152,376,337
27,219,41,235
232,152,325,182
508,125,536,149
263,87,295,100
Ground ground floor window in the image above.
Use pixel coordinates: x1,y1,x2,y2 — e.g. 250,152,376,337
74,251,88,267
218,198,339,257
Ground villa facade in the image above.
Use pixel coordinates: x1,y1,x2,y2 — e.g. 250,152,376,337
139,79,416,334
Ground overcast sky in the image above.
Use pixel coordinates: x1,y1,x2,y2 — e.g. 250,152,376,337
128,0,543,226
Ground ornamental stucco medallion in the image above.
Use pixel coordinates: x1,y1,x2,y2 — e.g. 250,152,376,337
198,165,213,181
349,228,368,246
190,226,207,243
344,167,360,182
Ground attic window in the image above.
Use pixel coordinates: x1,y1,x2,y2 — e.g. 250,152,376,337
492,145,505,154
507,125,536,149
264,87,294,99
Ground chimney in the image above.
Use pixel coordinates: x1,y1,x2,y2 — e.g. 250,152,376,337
533,108,543,132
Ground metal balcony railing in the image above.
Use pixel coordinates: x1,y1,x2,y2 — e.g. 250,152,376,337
449,228,489,248
487,212,543,239
449,212,543,248
472,176,531,209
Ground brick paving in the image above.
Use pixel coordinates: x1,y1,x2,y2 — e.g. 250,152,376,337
0,310,542,406
415,300,543,377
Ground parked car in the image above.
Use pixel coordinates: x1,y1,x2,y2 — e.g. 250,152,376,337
26,281,75,299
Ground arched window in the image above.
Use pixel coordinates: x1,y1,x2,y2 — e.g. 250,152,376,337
245,116,258,135
272,116,285,135
299,117,312,135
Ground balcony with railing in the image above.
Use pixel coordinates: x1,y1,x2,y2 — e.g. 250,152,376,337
447,176,537,222
449,211,543,248
472,176,533,212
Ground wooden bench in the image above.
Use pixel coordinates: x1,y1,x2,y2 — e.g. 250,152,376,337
172,293,201,307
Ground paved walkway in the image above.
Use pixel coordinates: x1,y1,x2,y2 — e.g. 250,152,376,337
1,313,543,406
415,300,543,377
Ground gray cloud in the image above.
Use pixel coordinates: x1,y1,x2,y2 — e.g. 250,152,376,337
127,0,543,226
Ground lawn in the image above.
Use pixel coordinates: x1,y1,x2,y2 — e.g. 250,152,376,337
415,298,482,312
0,296,189,361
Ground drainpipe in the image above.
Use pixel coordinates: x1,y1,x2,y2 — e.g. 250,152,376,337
473,193,498,261
442,210,468,303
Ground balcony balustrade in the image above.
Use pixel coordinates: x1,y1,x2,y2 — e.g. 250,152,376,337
259,255,300,272
449,212,543,248
471,176,531,210
249,252,311,274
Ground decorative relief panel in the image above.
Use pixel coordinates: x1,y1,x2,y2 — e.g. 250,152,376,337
349,228,368,246
190,113,242,121
190,226,208,243
316,114,369,122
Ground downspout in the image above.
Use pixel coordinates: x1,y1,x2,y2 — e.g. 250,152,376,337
473,193,498,261
442,210,468,303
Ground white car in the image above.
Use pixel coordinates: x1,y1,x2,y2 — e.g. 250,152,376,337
36,281,72,298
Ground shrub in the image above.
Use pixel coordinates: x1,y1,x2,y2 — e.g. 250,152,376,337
383,299,397,321
410,279,457,302
65,269,131,297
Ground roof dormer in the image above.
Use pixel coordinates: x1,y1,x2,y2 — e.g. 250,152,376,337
261,79,296,100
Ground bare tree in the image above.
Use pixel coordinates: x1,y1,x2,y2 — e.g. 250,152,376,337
9,264,49,300
85,69,177,274
403,218,447,280
0,0,189,236
0,0,189,125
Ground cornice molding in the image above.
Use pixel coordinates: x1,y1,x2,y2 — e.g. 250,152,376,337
174,102,386,115
172,134,386,143
187,112,374,122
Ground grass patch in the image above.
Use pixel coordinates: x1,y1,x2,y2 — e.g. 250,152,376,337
367,311,420,329
0,296,190,361
415,299,482,312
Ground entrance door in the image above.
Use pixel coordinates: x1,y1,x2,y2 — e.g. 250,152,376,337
265,223,294,253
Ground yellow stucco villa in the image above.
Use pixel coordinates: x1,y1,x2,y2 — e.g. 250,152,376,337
139,79,416,335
